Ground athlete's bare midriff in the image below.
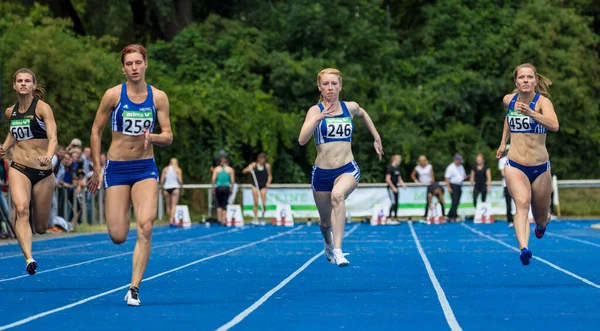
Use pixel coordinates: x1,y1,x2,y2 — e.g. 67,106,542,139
507,133,548,166
107,132,154,161
12,139,51,170
314,141,354,169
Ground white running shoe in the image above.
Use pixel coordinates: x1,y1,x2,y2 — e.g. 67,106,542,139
260,220,266,226
508,222,514,228
251,219,259,226
124,287,141,306
332,249,350,268
324,243,335,264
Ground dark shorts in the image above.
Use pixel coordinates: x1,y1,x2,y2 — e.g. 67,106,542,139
427,182,444,195
311,161,360,192
215,186,230,209
164,188,179,194
11,162,53,186
506,159,550,184
103,158,159,189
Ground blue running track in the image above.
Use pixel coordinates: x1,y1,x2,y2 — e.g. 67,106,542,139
0,220,599,330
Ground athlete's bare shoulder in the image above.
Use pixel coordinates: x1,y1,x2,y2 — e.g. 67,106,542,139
150,86,168,100
5,105,15,118
503,93,516,107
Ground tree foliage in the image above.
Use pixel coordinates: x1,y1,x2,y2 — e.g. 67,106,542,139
0,0,599,183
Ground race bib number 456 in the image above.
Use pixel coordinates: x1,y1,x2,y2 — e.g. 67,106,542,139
507,110,531,132
10,119,33,140
123,111,153,136
325,118,352,139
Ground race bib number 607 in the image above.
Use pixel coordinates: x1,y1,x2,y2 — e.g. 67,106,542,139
123,111,153,136
10,119,33,140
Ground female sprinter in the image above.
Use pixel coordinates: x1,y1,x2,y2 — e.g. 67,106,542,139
0,68,57,275
242,152,272,225
298,68,383,267
212,155,235,226
160,158,183,227
88,44,173,305
496,63,559,266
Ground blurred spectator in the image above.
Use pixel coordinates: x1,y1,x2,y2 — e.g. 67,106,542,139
52,145,66,174
56,153,75,221
69,147,84,173
425,181,445,219
498,145,513,227
243,152,272,225
445,154,467,222
161,158,183,227
0,149,11,226
212,156,235,225
82,146,92,174
411,155,435,218
67,138,82,151
385,154,407,220
469,154,492,207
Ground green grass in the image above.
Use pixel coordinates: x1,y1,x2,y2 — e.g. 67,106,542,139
558,187,600,217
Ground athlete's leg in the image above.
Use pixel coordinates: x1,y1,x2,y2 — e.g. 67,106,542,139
531,171,552,229
162,190,172,223
473,186,480,207
259,188,267,216
314,191,333,244
8,169,33,260
505,166,532,249
31,174,55,234
330,174,358,249
481,185,488,203
251,186,259,220
130,178,158,288
169,189,180,224
105,186,132,244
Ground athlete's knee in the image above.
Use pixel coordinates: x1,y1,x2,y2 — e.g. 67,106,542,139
513,197,530,210
330,191,345,206
34,223,47,234
110,232,128,245
14,204,30,220
137,219,154,240
319,221,332,229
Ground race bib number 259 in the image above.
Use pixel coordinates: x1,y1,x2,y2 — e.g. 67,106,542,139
123,111,153,136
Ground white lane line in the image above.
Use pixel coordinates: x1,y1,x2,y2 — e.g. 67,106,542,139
0,226,304,331
216,223,360,331
461,223,600,289
0,228,242,283
546,232,600,248
0,224,177,247
0,227,180,258
409,222,462,331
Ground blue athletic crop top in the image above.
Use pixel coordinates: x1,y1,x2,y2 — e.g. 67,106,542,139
111,83,157,136
313,101,354,145
506,93,547,134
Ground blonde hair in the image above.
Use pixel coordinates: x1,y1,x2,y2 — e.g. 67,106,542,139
316,68,342,103
13,68,45,100
418,155,428,164
513,63,552,98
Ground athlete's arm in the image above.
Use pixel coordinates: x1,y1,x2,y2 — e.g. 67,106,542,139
160,167,167,186
298,106,323,146
0,108,16,155
430,167,435,182
148,89,173,147
177,168,183,186
350,102,383,160
496,94,512,159
242,162,255,174
486,167,492,188
266,163,272,187
398,174,407,189
88,88,117,194
469,170,475,189
526,97,559,132
410,169,419,183
385,173,395,191
38,102,58,162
